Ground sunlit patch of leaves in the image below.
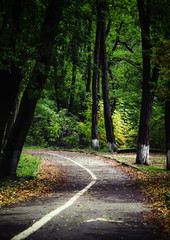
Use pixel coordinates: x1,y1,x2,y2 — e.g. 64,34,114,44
0,160,66,208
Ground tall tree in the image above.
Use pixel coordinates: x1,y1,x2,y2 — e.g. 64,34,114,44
136,0,159,165
165,94,170,170
0,0,23,152
100,0,117,151
86,19,92,93
157,39,170,169
91,0,101,150
0,0,64,178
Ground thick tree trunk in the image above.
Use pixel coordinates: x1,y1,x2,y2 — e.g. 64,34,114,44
0,0,64,178
136,67,159,165
136,0,159,165
91,13,101,150
0,68,22,152
0,0,24,152
100,15,117,151
1,85,42,176
3,81,22,148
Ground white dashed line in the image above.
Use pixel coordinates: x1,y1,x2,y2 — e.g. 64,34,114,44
11,152,97,240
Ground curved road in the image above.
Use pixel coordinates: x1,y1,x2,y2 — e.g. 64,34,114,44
0,151,164,240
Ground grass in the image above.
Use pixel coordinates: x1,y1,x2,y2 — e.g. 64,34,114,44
112,154,167,171
0,152,66,208
17,153,41,178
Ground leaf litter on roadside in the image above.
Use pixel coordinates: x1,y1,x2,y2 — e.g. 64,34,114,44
106,157,170,236
0,160,66,208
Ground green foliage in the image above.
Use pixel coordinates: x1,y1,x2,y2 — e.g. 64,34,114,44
7,0,167,153
17,154,41,178
112,109,137,148
56,109,80,148
150,100,166,151
26,97,81,148
78,98,138,149
26,97,58,146
78,98,106,148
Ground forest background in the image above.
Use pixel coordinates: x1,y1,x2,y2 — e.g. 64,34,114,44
0,0,169,178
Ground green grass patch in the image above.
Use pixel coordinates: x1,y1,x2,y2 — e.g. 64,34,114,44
17,153,41,178
137,165,166,172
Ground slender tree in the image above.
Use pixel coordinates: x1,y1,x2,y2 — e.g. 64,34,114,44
69,63,76,113
86,19,92,93
91,0,102,150
100,0,117,151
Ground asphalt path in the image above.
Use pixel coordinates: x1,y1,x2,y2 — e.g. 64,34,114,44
0,151,165,240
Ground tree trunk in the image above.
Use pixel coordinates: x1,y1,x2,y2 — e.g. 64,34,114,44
136,67,159,165
91,8,101,150
1,85,42,177
3,81,22,148
136,0,159,165
0,0,24,152
86,20,92,93
165,89,170,170
108,62,116,114
0,0,64,178
55,54,67,111
100,11,117,151
69,64,76,113
0,68,22,152
86,44,92,93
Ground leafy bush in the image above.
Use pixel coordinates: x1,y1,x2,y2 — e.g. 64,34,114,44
26,94,165,151
26,98,81,148
112,109,138,148
150,102,166,151
78,99,107,149
79,98,137,149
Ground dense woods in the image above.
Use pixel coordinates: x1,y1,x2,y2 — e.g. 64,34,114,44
0,0,169,177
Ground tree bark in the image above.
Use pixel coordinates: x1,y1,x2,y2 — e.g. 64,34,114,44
0,68,22,152
136,0,159,165
0,0,23,152
165,85,170,170
91,6,101,150
0,0,64,178
86,20,92,93
100,7,117,151
3,81,22,149
69,64,76,113
54,54,67,111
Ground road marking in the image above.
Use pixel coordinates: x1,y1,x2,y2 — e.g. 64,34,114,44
85,218,123,223
11,152,97,240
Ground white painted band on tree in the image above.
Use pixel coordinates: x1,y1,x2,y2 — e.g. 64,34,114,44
107,142,117,151
138,143,149,165
92,139,99,149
